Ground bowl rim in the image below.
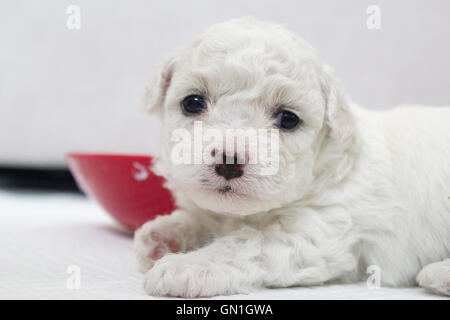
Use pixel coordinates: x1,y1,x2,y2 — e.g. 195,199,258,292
67,152,152,160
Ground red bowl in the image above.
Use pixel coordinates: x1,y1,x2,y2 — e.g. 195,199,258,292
67,153,176,230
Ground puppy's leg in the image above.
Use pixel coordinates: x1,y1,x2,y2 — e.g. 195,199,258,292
143,225,356,297
134,210,220,271
417,259,450,296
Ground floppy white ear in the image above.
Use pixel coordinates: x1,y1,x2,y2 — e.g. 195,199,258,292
142,55,177,115
321,65,354,142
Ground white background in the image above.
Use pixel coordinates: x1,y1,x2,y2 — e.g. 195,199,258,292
1,0,449,166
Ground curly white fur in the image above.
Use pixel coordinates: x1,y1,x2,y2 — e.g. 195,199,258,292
134,17,450,297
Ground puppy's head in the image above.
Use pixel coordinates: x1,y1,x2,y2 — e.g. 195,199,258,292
144,18,354,215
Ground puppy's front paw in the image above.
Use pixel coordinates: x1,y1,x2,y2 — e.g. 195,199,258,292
143,254,240,297
417,259,450,296
134,218,181,272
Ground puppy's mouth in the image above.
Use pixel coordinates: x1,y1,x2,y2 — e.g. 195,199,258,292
199,178,247,197
218,185,232,194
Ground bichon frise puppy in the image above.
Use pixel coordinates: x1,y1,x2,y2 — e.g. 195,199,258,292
134,18,450,297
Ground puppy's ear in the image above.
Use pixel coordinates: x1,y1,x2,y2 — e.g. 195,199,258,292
321,65,354,142
142,54,177,115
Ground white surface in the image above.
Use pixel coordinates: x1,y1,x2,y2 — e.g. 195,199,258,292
0,190,446,300
1,0,450,166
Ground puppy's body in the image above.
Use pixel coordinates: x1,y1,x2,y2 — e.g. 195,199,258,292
354,106,450,286
134,18,450,297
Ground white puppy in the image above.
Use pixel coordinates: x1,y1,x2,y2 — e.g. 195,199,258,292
134,17,450,297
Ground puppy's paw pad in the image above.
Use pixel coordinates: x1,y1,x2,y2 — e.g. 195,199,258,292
147,245,167,260
168,238,179,252
134,221,182,271
150,231,161,242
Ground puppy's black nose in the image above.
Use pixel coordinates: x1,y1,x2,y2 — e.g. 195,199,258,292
215,153,244,180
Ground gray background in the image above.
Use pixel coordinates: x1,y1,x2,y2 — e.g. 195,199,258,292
1,0,449,166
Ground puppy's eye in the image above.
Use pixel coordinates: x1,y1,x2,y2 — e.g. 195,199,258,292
275,110,302,130
181,95,207,115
